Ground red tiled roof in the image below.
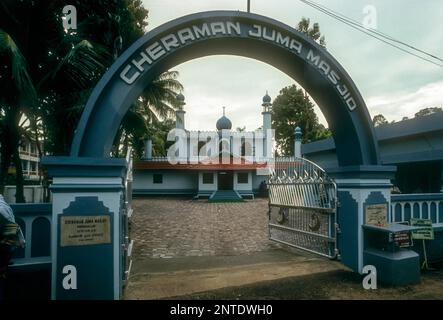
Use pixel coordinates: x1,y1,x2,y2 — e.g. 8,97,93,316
134,157,268,171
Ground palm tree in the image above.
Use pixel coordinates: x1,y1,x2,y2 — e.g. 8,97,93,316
113,71,184,158
39,40,112,156
0,1,183,201
297,17,326,47
297,17,326,101
0,29,37,201
0,1,112,200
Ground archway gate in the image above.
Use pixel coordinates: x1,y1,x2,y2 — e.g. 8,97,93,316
42,11,403,300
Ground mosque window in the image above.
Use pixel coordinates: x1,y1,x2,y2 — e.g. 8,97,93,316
153,174,163,184
202,173,214,184
237,173,249,184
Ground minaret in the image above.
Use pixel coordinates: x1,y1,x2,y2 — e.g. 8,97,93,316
175,93,186,130
216,107,233,161
262,91,272,159
294,126,302,158
143,138,152,159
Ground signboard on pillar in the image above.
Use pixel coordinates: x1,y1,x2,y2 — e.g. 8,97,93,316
364,203,388,227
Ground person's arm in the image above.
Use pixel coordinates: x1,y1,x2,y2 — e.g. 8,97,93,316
16,227,25,247
0,217,25,248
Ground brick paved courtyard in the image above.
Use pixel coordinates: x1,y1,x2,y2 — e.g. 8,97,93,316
131,198,280,258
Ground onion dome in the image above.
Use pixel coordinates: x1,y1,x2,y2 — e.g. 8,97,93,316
176,93,186,109
262,92,272,104
216,107,232,131
262,91,272,111
294,126,302,140
177,93,185,102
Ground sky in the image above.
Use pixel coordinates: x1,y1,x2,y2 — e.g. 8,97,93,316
142,0,443,131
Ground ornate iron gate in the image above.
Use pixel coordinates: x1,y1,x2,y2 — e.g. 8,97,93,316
268,157,339,259
122,148,134,287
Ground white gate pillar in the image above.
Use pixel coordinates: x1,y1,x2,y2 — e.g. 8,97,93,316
440,161,443,192
330,166,394,273
42,157,128,300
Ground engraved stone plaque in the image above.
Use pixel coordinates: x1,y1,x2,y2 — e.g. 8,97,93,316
365,203,388,227
60,215,111,247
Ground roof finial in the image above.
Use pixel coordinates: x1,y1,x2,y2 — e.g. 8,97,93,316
223,106,226,116
262,91,272,106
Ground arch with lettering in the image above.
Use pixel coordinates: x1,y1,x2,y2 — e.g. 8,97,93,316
71,11,379,166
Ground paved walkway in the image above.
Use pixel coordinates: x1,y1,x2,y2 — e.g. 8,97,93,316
127,198,344,300
126,198,443,300
131,198,280,258
125,249,344,300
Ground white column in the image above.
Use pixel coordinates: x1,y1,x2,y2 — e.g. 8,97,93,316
262,111,272,159
143,139,152,159
440,161,443,192
176,110,186,130
294,126,302,158
42,157,128,300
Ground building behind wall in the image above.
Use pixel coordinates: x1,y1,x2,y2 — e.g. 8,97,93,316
18,137,42,181
133,93,274,199
301,112,443,193
1,136,42,182
1,137,44,203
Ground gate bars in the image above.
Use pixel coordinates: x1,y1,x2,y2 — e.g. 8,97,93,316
268,157,339,259
122,148,134,287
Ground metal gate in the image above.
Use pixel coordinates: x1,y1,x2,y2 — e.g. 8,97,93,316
122,148,134,287
268,157,339,259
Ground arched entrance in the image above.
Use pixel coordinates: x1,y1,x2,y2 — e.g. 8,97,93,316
70,10,379,167
43,11,399,300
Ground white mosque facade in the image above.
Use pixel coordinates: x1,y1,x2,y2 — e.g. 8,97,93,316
133,93,275,200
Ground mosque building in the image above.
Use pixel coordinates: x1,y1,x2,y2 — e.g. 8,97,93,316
133,93,275,201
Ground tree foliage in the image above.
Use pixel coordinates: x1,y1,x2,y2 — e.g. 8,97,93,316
271,18,329,156
373,106,442,128
272,85,331,156
297,17,326,47
372,114,389,127
414,107,443,118
0,0,182,201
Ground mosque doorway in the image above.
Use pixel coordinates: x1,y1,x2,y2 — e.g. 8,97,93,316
218,171,233,190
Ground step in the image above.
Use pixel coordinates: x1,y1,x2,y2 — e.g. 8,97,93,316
209,191,244,202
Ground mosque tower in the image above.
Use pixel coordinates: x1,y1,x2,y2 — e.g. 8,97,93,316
175,93,186,130
262,91,272,159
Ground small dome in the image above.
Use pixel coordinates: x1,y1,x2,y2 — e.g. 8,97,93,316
262,92,271,104
216,116,232,131
294,126,302,139
177,93,185,102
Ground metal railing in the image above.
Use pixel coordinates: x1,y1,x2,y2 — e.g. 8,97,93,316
390,193,443,224
122,148,134,286
10,203,52,269
142,155,274,164
268,157,336,211
268,157,338,259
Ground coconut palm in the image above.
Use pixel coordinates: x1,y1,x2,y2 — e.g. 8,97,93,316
0,1,183,201
297,17,326,47
0,29,38,201
113,71,184,158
